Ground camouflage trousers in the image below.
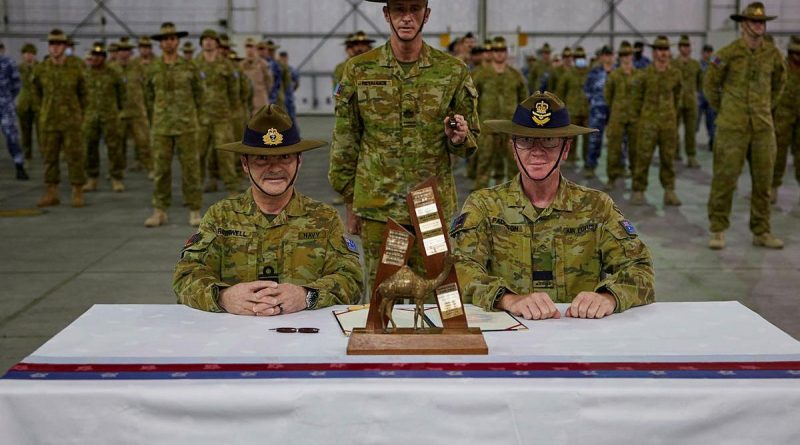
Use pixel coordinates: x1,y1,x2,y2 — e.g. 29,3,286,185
151,132,201,211
121,116,152,172
84,114,124,180
633,124,676,192
677,105,698,157
708,128,776,235
771,110,800,188
474,132,510,190
17,105,37,159
40,129,85,185
586,105,609,169
568,114,589,163
361,218,431,302
606,120,637,182
198,121,240,194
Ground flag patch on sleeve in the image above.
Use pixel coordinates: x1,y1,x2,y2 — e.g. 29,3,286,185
620,220,637,235
344,236,358,254
184,233,202,248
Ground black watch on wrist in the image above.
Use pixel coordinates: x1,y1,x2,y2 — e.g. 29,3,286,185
304,287,320,310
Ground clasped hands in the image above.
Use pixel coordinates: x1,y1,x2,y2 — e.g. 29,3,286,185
498,291,616,320
219,281,307,316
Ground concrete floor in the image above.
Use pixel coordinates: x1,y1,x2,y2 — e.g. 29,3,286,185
1,115,799,372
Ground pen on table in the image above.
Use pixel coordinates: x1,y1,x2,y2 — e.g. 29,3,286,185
348,304,369,311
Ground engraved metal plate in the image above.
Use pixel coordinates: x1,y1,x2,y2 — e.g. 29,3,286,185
381,229,409,266
436,282,464,319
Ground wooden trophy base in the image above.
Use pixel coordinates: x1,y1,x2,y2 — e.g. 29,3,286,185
347,327,488,355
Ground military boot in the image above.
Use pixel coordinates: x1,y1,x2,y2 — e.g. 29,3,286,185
189,210,202,227
630,191,646,206
687,156,700,169
37,183,60,207
203,179,218,193
144,208,168,227
111,179,125,193
15,164,29,180
753,233,784,249
770,186,778,204
663,190,682,206
82,178,98,192
708,232,725,250
71,185,85,207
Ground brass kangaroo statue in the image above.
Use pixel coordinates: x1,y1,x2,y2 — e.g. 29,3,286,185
376,254,454,332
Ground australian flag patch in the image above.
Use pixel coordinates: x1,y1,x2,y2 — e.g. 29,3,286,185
620,220,637,236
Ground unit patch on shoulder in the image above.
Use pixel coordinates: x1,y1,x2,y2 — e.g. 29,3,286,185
344,237,358,254
620,220,637,236
184,233,202,248
450,212,468,233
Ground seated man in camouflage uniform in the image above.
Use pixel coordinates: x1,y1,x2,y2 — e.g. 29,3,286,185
173,105,364,316
451,92,655,320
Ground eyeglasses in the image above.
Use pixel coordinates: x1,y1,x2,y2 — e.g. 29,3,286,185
513,137,563,151
270,327,320,333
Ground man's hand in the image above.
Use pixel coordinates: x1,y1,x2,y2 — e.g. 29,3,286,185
565,292,616,319
345,203,361,235
444,114,468,145
497,292,561,320
252,282,309,316
219,281,280,316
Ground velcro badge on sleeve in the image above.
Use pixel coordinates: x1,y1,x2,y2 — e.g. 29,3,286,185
711,56,721,66
344,236,358,254
333,82,342,97
184,232,202,248
450,212,468,234
620,220,637,236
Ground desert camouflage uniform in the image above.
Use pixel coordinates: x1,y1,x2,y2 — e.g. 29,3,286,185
557,66,590,162
83,63,125,180
772,60,799,189
118,59,152,171
605,67,639,181
230,61,252,146
673,56,702,158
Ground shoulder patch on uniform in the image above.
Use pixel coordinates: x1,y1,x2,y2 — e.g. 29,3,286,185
333,82,342,97
620,220,637,236
344,236,358,254
184,233,202,248
710,56,721,66
450,212,468,233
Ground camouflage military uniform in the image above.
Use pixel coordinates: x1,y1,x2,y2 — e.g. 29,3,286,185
472,64,527,189
704,38,786,235
673,56,702,159
329,41,479,288
557,66,590,162
631,63,682,193
196,54,240,194
280,61,298,127
527,60,553,94
173,190,363,312
16,60,39,160
772,59,799,189
146,56,202,210
118,59,152,172
229,60,252,151
605,67,639,181
241,56,272,110
33,56,87,185
83,63,125,180
451,175,655,312
333,60,348,89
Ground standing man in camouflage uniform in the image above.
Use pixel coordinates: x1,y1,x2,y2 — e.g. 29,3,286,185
17,43,38,163
546,47,572,95
527,42,553,93
471,36,527,190
604,41,639,190
674,35,702,168
0,43,26,180
144,22,203,227
698,44,717,150
451,91,654,319
770,36,800,204
704,2,786,249
195,29,240,197
329,0,479,293
115,36,152,176
557,46,590,166
630,36,682,207
135,37,155,66
174,104,363,315
81,42,125,193
242,37,273,110
181,41,195,61
583,45,614,179
33,29,87,207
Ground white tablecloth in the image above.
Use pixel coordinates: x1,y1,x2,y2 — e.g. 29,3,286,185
2,302,799,444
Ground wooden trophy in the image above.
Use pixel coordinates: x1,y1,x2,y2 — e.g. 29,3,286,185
347,178,488,355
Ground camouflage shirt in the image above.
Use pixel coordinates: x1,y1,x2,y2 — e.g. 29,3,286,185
632,63,682,129
329,41,480,224
333,59,348,89
146,56,202,136
32,57,87,131
604,67,640,125
173,189,364,312
703,37,786,132
84,64,124,117
117,60,148,119
195,54,238,123
472,64,528,128
557,66,590,116
527,60,554,93
673,56,702,108
775,61,799,117
451,175,655,312
17,61,39,112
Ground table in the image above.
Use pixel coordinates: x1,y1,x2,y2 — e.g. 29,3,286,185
2,302,799,444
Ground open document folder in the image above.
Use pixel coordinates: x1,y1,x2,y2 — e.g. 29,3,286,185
334,304,527,336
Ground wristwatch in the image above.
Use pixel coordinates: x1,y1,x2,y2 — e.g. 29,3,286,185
304,287,320,310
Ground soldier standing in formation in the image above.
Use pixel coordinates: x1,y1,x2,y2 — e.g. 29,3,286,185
144,22,203,228
583,45,614,179
17,43,38,164
547,47,572,94
33,29,87,208
242,37,273,111
471,36,527,190
329,0,479,294
527,42,553,93
630,35,682,207
704,2,786,249
604,41,638,190
0,43,26,180
81,42,125,193
135,37,155,66
698,44,717,150
770,36,800,204
115,36,152,176
557,46,590,167
673,35,702,168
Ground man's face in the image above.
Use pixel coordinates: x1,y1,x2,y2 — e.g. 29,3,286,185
743,19,766,38
22,52,36,63
279,55,288,65
243,154,300,197
258,47,268,59
159,36,179,55
201,37,218,52
353,43,371,56
701,49,712,61
183,50,193,60
463,37,476,51
245,45,256,58
619,53,633,67
48,42,65,59
492,49,508,64
383,0,429,41
117,48,131,63
541,51,551,63
599,53,612,65
562,56,573,68
139,46,152,57
512,137,570,179
679,44,691,57
654,47,670,64
90,54,105,68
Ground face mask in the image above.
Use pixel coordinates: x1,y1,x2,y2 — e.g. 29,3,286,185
575,58,587,68
65,48,73,56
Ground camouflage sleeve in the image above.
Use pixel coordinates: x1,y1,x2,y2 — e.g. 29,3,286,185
445,68,479,157
31,65,43,104
76,67,87,111
451,194,514,312
516,70,529,103
770,50,787,109
172,210,226,312
630,73,644,116
702,55,724,111
695,62,703,95
241,74,253,114
594,200,655,312
115,72,125,111
303,213,364,308
144,66,155,116
603,73,614,107
226,66,238,110
328,63,361,203
191,64,203,109
673,69,682,114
